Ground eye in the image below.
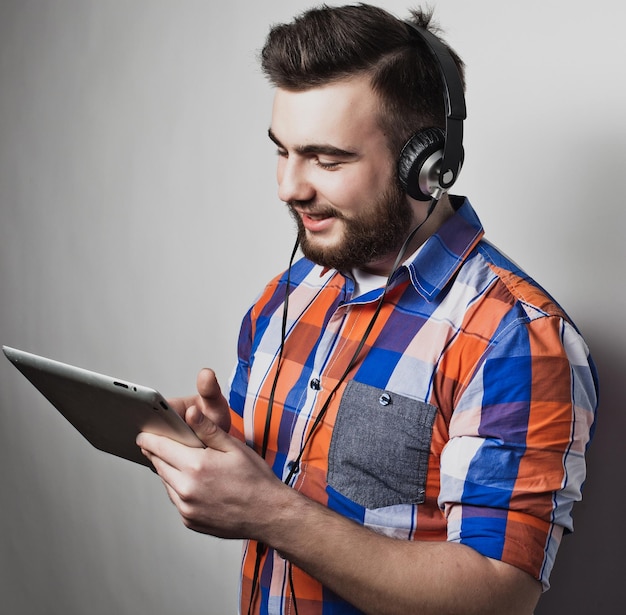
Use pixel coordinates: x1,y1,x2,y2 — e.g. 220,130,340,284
315,159,341,170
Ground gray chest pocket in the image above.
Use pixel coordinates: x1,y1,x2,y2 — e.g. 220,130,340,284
327,380,437,509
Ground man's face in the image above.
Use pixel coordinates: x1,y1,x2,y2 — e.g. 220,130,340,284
269,75,416,274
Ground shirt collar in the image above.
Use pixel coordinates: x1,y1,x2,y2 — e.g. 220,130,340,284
401,196,484,301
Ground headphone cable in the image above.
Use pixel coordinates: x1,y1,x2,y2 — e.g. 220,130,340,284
247,195,439,613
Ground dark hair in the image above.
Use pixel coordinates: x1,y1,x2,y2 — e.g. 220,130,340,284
260,3,465,155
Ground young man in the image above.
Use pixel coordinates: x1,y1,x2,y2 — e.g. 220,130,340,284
137,5,598,614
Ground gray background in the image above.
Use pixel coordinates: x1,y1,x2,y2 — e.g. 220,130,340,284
1,1,623,613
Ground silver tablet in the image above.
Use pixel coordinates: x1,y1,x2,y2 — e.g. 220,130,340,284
3,345,204,468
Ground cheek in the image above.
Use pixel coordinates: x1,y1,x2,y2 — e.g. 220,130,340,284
326,168,392,211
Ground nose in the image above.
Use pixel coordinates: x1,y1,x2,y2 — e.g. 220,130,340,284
277,156,315,204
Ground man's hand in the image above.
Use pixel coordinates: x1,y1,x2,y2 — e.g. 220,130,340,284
168,368,231,434
136,416,287,539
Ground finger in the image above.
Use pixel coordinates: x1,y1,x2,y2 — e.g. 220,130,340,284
196,368,224,403
168,370,221,416
138,443,186,507
185,404,216,444
183,416,235,453
195,368,231,431
166,369,226,423
136,432,189,471
167,396,189,418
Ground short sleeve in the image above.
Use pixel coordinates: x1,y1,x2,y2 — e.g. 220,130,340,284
439,315,597,589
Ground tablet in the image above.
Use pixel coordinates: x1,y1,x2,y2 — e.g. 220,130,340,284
3,345,205,469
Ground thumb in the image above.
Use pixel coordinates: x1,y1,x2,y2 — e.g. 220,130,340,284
185,404,231,451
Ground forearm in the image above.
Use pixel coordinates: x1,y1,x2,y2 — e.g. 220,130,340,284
138,416,541,613
260,485,541,615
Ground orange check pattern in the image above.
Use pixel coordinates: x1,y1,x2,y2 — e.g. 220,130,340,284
228,198,598,614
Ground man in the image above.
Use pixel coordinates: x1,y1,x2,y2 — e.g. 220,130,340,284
137,5,598,614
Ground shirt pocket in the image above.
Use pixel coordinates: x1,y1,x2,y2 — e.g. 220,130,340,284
327,380,437,509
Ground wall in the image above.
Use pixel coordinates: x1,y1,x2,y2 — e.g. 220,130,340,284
1,1,623,613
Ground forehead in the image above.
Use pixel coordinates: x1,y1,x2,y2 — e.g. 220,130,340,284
270,75,387,151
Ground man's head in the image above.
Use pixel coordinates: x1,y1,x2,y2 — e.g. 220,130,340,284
262,4,465,274
261,3,465,157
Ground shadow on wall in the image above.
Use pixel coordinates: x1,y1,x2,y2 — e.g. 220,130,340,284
535,328,623,614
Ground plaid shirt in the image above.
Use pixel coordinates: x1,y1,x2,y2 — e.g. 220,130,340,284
229,197,598,614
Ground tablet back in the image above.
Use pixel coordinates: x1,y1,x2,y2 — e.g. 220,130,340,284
3,345,203,468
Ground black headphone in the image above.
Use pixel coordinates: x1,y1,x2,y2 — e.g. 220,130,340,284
397,22,467,201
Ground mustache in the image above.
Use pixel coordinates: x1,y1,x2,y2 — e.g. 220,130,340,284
287,200,344,220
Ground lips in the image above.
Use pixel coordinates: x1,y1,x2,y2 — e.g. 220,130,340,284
296,209,335,233
302,212,330,221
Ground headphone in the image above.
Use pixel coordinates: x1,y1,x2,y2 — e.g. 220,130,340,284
397,22,467,201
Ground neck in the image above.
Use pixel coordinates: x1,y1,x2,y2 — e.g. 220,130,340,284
361,193,455,277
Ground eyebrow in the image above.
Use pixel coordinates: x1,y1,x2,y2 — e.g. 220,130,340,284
267,128,358,159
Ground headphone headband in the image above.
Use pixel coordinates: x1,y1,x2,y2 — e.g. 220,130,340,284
400,22,467,198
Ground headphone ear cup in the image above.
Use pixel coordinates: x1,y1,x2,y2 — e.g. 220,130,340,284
398,127,446,201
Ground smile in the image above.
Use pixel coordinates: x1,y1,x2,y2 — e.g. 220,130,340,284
294,208,337,233
302,212,331,221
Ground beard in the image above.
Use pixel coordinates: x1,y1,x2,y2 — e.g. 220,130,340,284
288,180,414,272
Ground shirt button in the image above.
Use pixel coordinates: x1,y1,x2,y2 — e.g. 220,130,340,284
379,392,392,406
310,378,321,390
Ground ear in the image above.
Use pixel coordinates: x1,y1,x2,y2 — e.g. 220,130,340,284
397,127,446,201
